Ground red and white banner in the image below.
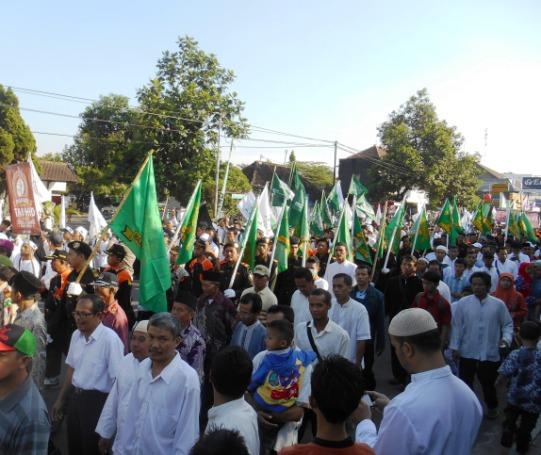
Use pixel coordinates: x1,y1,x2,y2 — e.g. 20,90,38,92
5,162,41,235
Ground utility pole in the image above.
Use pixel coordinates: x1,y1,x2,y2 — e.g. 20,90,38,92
213,116,223,218
333,140,338,185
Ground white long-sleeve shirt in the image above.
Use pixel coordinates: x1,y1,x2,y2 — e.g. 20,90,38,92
449,294,513,362
356,366,482,454
206,397,260,455
113,353,200,455
329,298,370,363
95,353,141,446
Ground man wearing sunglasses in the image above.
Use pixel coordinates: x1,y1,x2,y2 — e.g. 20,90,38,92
51,294,124,455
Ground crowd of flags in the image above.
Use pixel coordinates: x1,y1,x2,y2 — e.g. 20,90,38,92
55,154,538,316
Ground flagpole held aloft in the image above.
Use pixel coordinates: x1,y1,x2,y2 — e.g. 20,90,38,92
370,201,388,282
75,152,154,283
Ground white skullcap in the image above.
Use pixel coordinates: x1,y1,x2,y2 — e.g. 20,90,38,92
472,242,483,249
199,233,211,242
435,245,448,253
132,320,149,333
389,308,438,337
418,257,429,264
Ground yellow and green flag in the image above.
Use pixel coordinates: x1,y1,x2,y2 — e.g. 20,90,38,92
176,180,202,265
411,207,431,252
109,155,170,312
274,206,290,273
353,214,372,264
436,199,453,234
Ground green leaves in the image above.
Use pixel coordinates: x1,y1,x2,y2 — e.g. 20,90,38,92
374,89,481,207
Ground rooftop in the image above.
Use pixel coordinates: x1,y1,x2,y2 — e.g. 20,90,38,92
37,160,78,183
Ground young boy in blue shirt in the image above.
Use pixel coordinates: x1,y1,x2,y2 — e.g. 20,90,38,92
497,321,541,454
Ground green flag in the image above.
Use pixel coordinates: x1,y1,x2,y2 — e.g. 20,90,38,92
319,190,332,227
411,208,431,252
508,211,521,239
356,193,376,222
241,205,259,269
449,197,462,246
295,199,311,258
348,175,368,197
384,204,405,255
289,168,306,228
519,212,538,242
436,199,453,234
270,170,293,207
309,200,324,237
176,180,202,265
109,155,170,312
472,204,484,232
327,181,344,215
274,206,290,273
353,214,372,264
333,206,353,261
481,203,494,235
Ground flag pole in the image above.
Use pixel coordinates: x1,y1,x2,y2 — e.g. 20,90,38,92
229,197,259,289
161,195,169,220
75,152,154,283
326,204,346,273
411,208,421,254
301,199,309,267
217,140,234,219
350,195,357,245
167,180,202,255
370,201,388,282
383,198,405,271
268,201,287,270
504,206,511,244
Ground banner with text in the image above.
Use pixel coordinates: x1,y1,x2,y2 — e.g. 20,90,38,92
5,162,41,235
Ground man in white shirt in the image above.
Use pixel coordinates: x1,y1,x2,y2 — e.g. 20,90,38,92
51,294,125,455
113,313,200,455
96,320,150,454
241,265,278,322
305,256,328,290
473,253,499,293
494,245,518,278
206,346,259,455
355,308,483,454
450,271,513,418
294,288,349,361
329,273,370,367
323,243,357,295
508,241,530,264
290,268,317,325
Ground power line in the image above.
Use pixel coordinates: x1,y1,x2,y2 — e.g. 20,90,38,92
5,84,335,143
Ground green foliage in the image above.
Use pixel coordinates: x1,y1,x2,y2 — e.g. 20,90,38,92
0,85,36,190
62,36,249,214
294,161,333,192
373,89,481,207
39,152,64,162
288,150,297,163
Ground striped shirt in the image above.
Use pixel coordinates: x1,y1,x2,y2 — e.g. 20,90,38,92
0,377,50,454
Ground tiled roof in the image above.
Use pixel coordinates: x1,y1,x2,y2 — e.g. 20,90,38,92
341,145,387,160
38,160,78,183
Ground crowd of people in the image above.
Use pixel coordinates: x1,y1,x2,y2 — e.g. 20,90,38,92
1,213,541,455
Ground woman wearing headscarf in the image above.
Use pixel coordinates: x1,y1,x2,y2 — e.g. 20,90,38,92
492,272,528,331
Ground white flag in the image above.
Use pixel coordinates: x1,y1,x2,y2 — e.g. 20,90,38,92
375,204,382,225
257,183,276,238
60,196,66,229
28,159,51,215
88,192,107,243
237,191,256,221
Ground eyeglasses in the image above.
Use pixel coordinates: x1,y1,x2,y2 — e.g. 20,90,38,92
72,311,96,319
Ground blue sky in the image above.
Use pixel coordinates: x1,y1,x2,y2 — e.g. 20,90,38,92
2,1,540,174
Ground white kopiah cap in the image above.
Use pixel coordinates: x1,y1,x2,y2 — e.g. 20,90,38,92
133,320,149,333
388,308,438,337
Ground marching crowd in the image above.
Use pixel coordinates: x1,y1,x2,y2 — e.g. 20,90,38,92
1,215,541,455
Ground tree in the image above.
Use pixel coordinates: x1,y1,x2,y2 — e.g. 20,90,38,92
136,36,249,210
62,94,139,206
372,89,481,207
0,85,36,190
64,37,249,216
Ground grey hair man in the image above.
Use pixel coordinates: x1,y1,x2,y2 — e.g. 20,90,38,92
111,313,201,454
